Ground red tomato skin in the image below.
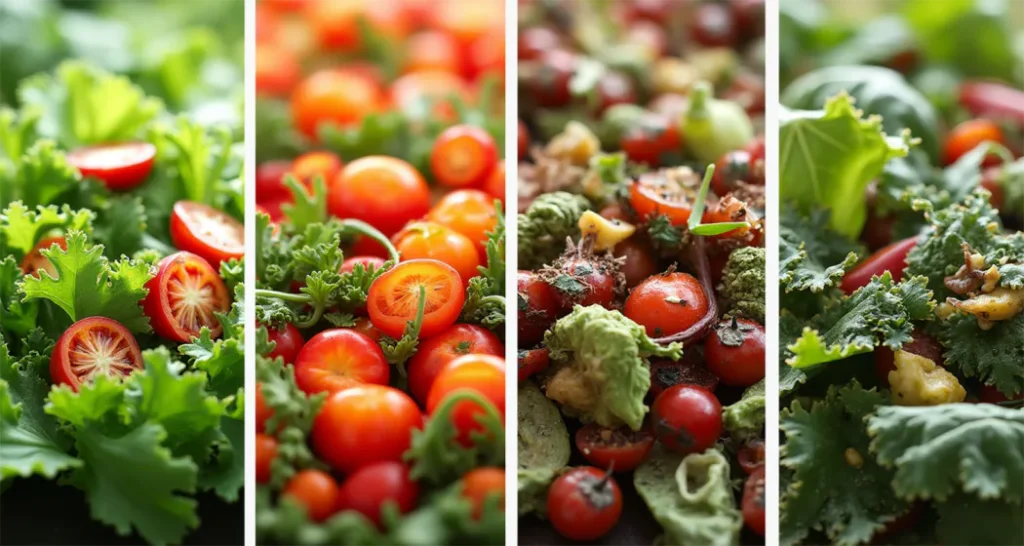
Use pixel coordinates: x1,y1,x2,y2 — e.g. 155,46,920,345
291,69,382,139
255,433,277,484
430,124,499,188
283,469,341,523
21,236,67,278
256,160,292,202
575,424,656,472
517,270,561,346
517,347,551,382
50,316,143,391
312,385,423,474
291,151,343,186
623,273,709,338
461,467,505,519
874,330,944,386
293,329,390,395
407,324,503,406
651,385,723,455
391,222,481,287
943,119,1005,167
328,156,431,237
742,467,766,536
336,462,420,528
256,44,301,97
143,252,229,343
620,117,682,168
738,439,766,475
704,319,766,388
482,160,505,203
169,201,245,269
529,49,576,107
518,26,561,61
66,142,156,191
261,321,304,365
547,467,623,541
690,2,738,47
426,354,506,447
977,384,1024,403
427,189,499,260
518,120,530,159
840,237,918,294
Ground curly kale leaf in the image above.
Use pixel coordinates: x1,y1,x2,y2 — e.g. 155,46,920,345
719,246,766,322
518,191,590,269
935,494,1024,546
0,139,82,210
935,312,1024,397
780,205,863,295
0,201,94,258
868,404,1024,504
780,382,906,546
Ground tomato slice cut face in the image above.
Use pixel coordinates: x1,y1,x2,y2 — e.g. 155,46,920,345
66,142,156,191
144,251,230,343
170,201,245,269
20,236,67,278
367,259,465,339
628,169,700,225
50,317,143,391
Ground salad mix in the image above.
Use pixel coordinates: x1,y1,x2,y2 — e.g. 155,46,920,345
253,1,507,544
778,0,1024,544
516,1,766,544
0,0,245,544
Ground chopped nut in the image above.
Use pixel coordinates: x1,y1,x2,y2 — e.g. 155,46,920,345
844,448,864,468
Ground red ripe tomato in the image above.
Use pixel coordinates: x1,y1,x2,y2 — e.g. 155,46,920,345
874,330,944,386
575,424,656,472
943,119,1005,167
547,467,623,541
518,26,561,61
255,433,277,484
482,160,505,203
977,384,1024,403
407,323,503,405
648,356,720,398
259,321,304,365
461,467,505,519
66,142,156,191
550,253,618,310
427,189,499,260
389,71,471,122
312,384,423,474
711,150,756,196
293,329,389,395
742,467,766,536
733,0,766,39
620,115,682,168
143,252,230,343
336,462,419,528
367,259,466,340
738,439,765,475
651,385,723,455
340,256,387,275
283,469,340,523
745,136,767,185
328,156,430,237
467,26,504,81
517,270,560,346
840,236,918,294
304,0,408,51
690,2,738,47
291,151,343,186
518,120,530,159
527,49,576,108
705,318,766,388
256,159,292,202
430,125,499,189
628,170,700,225
255,383,274,433
624,273,709,338
255,44,300,97
517,347,550,382
169,201,244,268
291,69,383,139
404,30,462,75
351,316,383,343
21,236,67,278
426,354,505,447
391,222,481,286
49,316,143,391
613,236,659,289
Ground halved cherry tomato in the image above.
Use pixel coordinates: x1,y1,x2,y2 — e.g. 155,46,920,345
742,467,766,536
389,70,471,122
66,142,156,191
407,323,503,406
50,316,143,391
738,439,766,475
628,170,699,225
336,462,419,528
944,119,1006,166
143,252,230,343
517,347,550,382
461,467,505,519
426,354,505,446
547,467,622,541
648,356,719,398
624,272,709,338
328,156,431,236
840,236,917,294
292,69,383,139
255,433,277,484
430,125,499,188
392,222,481,286
293,329,389,395
312,385,423,474
261,321,304,365
367,259,465,340
427,189,498,260
651,385,722,455
575,424,656,472
283,469,340,523
403,30,462,75
517,270,560,346
290,151,343,186
874,330,944,386
21,236,67,278
256,159,292,202
482,160,505,203
705,318,766,388
169,201,244,268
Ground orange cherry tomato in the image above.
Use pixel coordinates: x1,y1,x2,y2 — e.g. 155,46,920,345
255,433,277,484
426,354,505,446
367,259,466,340
461,467,505,519
482,160,505,203
291,69,383,140
407,323,503,406
392,222,481,287
389,71,471,122
403,31,463,75
290,151,343,187
20,236,67,278
430,124,499,188
427,189,499,260
467,26,505,82
282,469,340,522
431,0,503,47
49,316,143,392
328,156,431,236
255,44,301,97
303,0,362,51
944,119,1005,167
628,170,699,225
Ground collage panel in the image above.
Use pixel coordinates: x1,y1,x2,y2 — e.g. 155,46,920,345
778,0,1024,545
516,0,767,544
0,0,246,544
252,0,507,544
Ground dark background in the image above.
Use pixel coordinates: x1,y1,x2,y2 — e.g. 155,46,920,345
0,477,243,546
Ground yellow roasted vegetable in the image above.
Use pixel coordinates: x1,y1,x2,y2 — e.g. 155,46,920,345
578,210,635,251
888,350,966,406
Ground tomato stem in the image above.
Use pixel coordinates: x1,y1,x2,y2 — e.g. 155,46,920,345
339,219,400,263
252,289,326,329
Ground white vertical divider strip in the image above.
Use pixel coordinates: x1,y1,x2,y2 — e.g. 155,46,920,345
504,0,519,544
243,0,256,544
763,0,781,545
